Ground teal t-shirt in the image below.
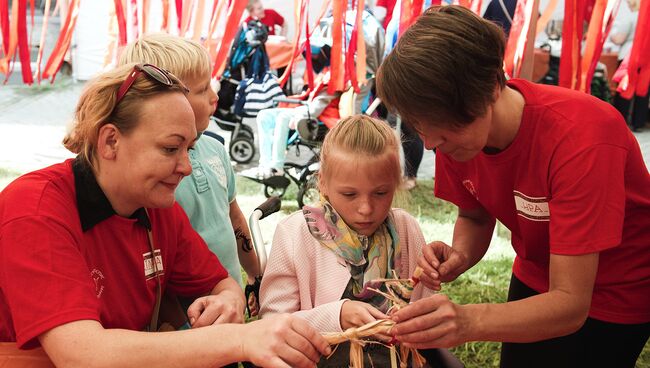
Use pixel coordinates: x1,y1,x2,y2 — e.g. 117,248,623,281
175,134,242,287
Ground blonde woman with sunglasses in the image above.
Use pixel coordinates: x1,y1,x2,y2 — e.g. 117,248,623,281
0,63,330,367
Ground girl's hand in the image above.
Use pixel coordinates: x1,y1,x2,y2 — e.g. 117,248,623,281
340,301,391,342
417,241,468,291
188,289,245,327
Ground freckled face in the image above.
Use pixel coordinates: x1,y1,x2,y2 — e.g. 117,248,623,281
320,152,399,236
113,92,197,210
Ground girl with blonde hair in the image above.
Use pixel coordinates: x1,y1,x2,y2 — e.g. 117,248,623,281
259,115,460,367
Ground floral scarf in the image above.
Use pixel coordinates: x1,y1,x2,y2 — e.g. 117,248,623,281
302,196,401,303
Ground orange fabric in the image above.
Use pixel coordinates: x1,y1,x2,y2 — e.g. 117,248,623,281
161,0,169,31
0,343,54,368
191,0,206,41
328,0,345,94
535,0,558,37
34,0,52,82
205,0,226,54
578,0,613,92
0,0,18,78
42,0,80,81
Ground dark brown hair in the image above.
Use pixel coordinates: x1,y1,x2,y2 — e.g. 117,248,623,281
376,5,506,129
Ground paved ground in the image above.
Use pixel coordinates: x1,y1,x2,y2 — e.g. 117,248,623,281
0,77,648,180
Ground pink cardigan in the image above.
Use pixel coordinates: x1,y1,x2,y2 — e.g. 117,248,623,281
259,208,433,333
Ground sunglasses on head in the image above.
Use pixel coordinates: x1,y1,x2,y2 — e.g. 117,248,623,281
115,63,188,105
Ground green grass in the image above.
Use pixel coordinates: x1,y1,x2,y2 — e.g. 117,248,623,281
0,168,21,179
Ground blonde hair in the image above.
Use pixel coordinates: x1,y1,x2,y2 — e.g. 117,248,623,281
63,63,188,169
118,33,211,81
320,115,401,185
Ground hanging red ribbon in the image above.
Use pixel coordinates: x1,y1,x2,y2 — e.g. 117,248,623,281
558,0,592,89
42,0,81,82
114,0,127,46
504,0,535,78
34,0,52,82
578,0,620,92
355,0,367,88
0,0,8,61
346,0,359,92
175,0,183,33
279,0,331,88
16,0,32,84
212,0,248,77
1,0,18,79
304,5,314,90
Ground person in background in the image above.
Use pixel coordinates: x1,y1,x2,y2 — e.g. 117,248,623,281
0,63,331,367
377,5,649,368
482,0,517,37
118,34,261,301
246,0,287,37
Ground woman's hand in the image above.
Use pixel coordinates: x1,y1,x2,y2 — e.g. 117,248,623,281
390,294,470,349
417,241,468,291
188,288,245,327
242,314,332,368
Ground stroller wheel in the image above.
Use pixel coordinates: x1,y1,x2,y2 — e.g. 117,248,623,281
264,184,287,198
230,137,255,164
297,173,319,208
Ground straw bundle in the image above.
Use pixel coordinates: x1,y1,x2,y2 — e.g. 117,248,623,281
320,267,427,368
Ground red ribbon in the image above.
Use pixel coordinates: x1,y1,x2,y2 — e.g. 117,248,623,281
16,0,32,84
34,0,52,82
175,0,183,32
0,0,8,60
114,0,127,46
42,0,81,82
328,0,345,94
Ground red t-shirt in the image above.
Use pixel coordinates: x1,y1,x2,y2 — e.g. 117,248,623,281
0,160,228,347
434,79,650,324
246,9,284,36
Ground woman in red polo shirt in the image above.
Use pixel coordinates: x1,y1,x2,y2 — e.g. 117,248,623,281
0,63,330,367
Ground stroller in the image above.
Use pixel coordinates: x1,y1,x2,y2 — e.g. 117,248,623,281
213,19,270,164
244,96,327,209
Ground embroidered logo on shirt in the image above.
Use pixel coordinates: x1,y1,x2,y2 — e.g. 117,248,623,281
143,249,164,279
91,268,105,298
513,191,550,221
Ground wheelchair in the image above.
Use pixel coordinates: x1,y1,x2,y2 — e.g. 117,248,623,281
242,112,327,209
